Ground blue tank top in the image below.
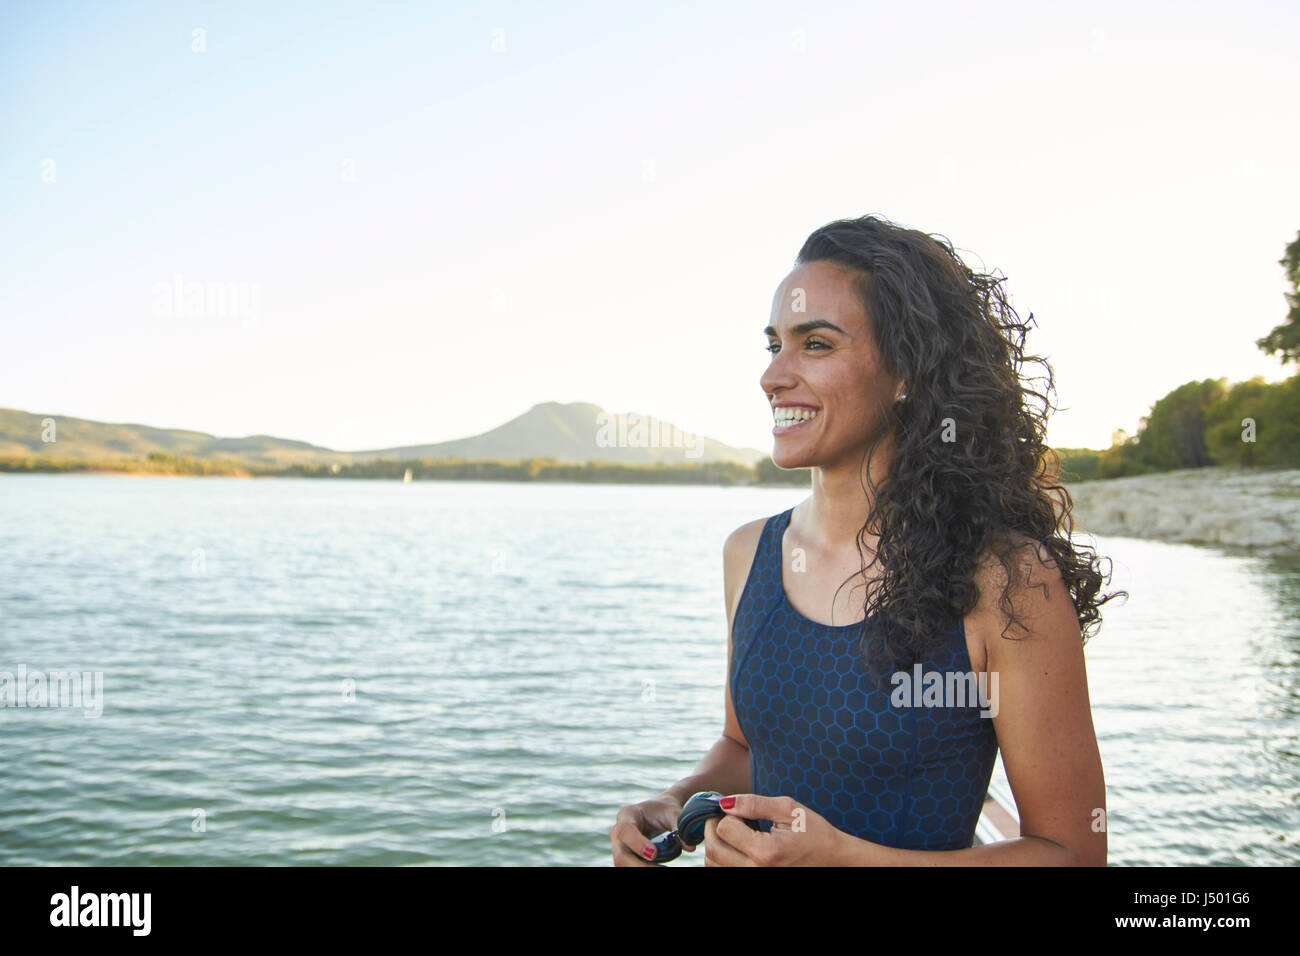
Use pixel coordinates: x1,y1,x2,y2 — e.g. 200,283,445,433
730,507,999,851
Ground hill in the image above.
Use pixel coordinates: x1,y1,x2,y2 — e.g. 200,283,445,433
0,403,766,468
351,402,764,466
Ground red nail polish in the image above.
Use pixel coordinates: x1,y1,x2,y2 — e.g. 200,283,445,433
719,797,736,810
642,846,656,860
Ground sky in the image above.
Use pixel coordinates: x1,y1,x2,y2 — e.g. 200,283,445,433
2,0,1297,454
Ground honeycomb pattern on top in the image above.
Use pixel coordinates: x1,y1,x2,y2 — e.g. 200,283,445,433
730,508,998,851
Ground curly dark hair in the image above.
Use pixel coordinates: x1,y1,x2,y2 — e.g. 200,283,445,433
794,214,1125,691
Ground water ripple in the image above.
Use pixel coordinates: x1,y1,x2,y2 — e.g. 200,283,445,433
0,476,1296,865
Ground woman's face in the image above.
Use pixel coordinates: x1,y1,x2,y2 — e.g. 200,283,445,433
760,260,902,471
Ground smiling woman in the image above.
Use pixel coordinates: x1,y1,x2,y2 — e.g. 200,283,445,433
610,213,1125,867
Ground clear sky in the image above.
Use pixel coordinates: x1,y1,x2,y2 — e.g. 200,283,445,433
3,0,1297,454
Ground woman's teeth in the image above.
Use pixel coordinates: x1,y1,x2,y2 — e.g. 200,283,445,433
774,408,818,428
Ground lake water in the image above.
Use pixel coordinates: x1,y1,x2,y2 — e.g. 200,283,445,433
0,475,1295,866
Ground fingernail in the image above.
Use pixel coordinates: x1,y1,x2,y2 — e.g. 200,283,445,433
719,797,736,810
642,846,656,860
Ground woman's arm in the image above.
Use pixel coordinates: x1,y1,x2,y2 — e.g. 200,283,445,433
835,538,1107,866
659,734,752,806
659,518,766,805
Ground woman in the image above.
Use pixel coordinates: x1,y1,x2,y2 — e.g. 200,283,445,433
610,214,1123,866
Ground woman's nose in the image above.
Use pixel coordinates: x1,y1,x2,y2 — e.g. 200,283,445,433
760,353,794,397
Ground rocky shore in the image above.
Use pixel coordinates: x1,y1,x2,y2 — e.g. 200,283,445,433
1064,466,1300,556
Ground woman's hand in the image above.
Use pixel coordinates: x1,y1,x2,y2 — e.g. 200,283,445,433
703,794,852,866
609,794,694,866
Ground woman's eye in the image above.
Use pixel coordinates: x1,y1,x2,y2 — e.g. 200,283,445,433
766,339,829,354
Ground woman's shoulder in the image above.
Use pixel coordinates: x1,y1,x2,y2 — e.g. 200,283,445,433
971,529,1058,592
721,509,789,614
723,511,781,556
722,501,801,565
968,529,1072,634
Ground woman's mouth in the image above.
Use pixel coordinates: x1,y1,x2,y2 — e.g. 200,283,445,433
772,406,818,435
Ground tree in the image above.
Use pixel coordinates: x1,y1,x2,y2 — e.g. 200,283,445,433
1204,376,1269,467
1132,378,1227,470
1256,229,1300,365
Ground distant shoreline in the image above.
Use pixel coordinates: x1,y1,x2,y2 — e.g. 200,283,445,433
0,456,808,487
9,461,1300,555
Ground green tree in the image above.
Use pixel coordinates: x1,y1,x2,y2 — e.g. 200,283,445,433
1256,229,1300,365
1097,431,1147,479
1131,378,1227,471
1204,375,1300,468
1054,448,1101,482
1246,375,1300,466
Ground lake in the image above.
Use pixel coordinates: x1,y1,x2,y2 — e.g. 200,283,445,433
0,475,1295,865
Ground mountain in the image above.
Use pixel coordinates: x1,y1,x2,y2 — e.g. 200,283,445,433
0,408,349,466
351,402,765,466
0,403,766,467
